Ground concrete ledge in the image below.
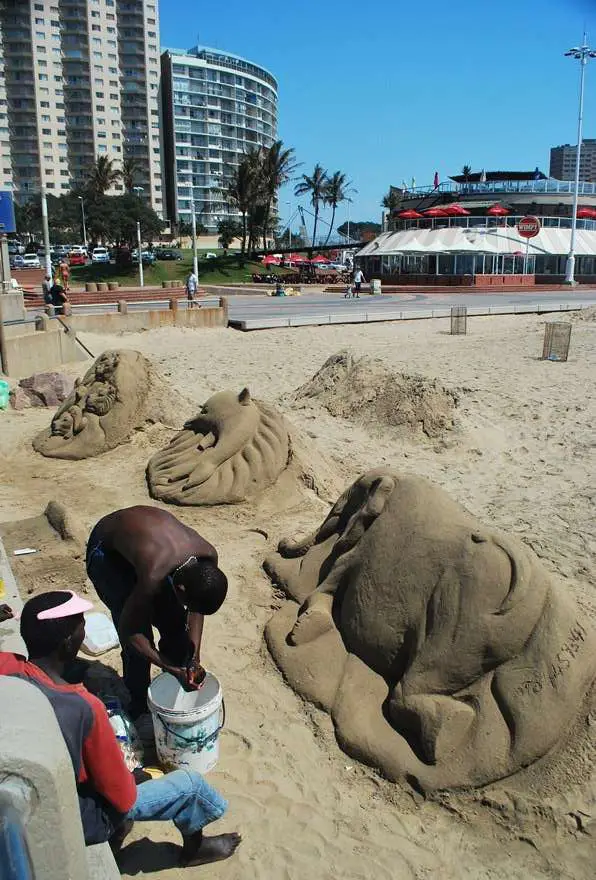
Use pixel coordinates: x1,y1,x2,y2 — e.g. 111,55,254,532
1,291,26,321
63,299,228,333
3,324,86,376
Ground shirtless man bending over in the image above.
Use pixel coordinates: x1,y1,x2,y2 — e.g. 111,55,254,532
86,506,227,719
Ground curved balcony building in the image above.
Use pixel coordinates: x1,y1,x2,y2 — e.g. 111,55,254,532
161,45,278,233
358,170,596,283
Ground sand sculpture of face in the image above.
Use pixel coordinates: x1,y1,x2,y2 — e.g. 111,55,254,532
147,388,290,505
265,470,596,791
33,350,151,460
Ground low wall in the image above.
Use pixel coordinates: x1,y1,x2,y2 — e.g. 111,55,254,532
373,274,536,287
64,297,228,334
3,319,86,377
473,274,535,287
1,290,26,321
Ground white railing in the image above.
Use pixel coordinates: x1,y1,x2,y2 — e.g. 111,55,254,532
405,179,596,197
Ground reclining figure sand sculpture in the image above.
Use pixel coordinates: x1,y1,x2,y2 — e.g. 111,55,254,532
265,470,596,791
34,350,182,460
147,388,290,505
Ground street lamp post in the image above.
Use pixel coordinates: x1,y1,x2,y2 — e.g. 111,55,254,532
564,36,596,285
40,187,52,278
191,201,199,277
78,196,87,250
133,186,144,287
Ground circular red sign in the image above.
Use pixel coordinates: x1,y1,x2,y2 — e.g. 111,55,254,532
517,215,541,239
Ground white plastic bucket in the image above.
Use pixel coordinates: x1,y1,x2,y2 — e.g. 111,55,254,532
147,671,224,774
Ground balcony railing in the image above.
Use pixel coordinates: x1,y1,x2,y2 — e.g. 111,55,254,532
404,179,596,197
390,214,596,232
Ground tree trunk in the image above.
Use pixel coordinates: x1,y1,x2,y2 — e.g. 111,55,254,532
324,204,337,246
312,203,319,247
241,211,247,254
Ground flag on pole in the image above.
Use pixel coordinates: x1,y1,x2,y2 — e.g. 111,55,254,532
411,177,416,190
479,169,487,183
433,171,439,189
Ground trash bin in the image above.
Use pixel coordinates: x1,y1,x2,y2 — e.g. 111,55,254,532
370,278,382,295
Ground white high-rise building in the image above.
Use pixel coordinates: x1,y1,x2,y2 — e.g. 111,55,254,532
161,46,278,232
0,0,164,213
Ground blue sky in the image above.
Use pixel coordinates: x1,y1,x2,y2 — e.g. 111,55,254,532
161,0,596,232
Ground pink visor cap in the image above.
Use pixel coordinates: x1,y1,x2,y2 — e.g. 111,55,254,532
37,591,94,620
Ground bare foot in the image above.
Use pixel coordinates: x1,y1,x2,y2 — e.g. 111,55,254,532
180,832,241,867
289,607,334,646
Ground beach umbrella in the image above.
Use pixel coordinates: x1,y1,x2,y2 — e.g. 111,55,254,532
423,207,449,217
397,209,423,219
576,206,596,218
288,253,307,263
311,255,330,264
487,204,510,216
444,204,470,216
262,255,280,265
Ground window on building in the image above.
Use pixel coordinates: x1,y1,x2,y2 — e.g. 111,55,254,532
92,24,100,32
39,74,48,81
40,101,50,108
46,183,55,189
35,17,44,24
41,114,50,122
98,145,107,152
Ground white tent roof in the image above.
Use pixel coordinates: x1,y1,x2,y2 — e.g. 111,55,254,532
357,226,596,257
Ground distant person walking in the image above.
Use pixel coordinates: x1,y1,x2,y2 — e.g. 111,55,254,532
353,267,366,297
58,259,70,292
42,274,53,312
186,270,199,309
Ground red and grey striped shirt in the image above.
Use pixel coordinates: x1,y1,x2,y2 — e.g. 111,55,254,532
0,653,137,844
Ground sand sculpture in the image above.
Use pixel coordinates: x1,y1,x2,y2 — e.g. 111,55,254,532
33,350,188,460
147,388,291,505
288,350,460,438
265,470,596,791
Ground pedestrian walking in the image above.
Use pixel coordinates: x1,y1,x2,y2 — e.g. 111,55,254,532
186,270,199,309
353,268,365,297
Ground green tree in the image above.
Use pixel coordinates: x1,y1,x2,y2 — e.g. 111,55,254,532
120,157,140,193
323,171,351,245
337,220,381,239
226,148,262,254
260,140,298,248
461,164,472,182
86,155,122,197
217,218,242,251
294,164,328,247
381,188,401,213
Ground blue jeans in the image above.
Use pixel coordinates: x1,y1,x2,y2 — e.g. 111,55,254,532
128,769,227,836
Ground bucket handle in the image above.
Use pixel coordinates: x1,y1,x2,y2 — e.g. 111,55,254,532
157,699,226,753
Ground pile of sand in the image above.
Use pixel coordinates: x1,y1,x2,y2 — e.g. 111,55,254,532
570,306,596,322
287,350,461,439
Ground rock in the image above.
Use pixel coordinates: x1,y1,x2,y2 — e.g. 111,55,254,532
17,372,74,408
10,386,33,410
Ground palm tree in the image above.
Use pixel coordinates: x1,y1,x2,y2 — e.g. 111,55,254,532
461,164,472,183
260,140,298,248
226,148,262,254
381,188,401,213
87,155,121,196
120,157,140,193
322,171,352,245
294,164,328,247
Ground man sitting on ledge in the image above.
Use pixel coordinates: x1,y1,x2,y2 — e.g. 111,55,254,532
0,590,240,867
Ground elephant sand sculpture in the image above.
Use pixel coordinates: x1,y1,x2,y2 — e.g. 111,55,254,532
33,350,188,460
147,388,290,506
265,470,596,791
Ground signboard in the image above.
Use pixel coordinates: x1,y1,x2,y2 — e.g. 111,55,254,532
0,191,16,234
517,215,541,239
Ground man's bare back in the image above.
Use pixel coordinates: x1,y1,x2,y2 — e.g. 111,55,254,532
93,506,217,594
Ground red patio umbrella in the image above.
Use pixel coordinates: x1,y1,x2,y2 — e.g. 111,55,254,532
423,207,449,217
576,206,596,218
444,204,470,216
288,253,307,262
262,255,280,265
487,203,510,216
397,209,423,219
311,255,330,264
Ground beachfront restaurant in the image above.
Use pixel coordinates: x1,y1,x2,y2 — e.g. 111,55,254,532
358,171,596,284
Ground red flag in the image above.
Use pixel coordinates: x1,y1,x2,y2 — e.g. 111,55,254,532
433,171,440,189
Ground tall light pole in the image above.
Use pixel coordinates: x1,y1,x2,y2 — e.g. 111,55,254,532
564,36,596,285
285,200,292,251
40,187,52,278
191,200,199,277
133,186,144,287
78,196,87,250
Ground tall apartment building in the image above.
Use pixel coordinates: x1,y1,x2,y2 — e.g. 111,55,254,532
550,139,596,183
161,46,278,232
0,0,163,214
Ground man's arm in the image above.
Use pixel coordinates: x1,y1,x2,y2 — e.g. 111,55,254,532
187,612,204,664
82,696,137,813
118,590,185,679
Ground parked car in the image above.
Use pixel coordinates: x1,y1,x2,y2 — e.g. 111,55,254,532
132,249,157,265
91,246,110,263
154,248,182,261
55,244,70,256
7,240,24,255
68,251,86,266
69,245,88,257
10,254,25,269
22,253,41,269
205,252,218,259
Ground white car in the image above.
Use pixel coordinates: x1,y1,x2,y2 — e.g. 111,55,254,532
22,253,41,269
69,245,87,256
91,247,110,263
